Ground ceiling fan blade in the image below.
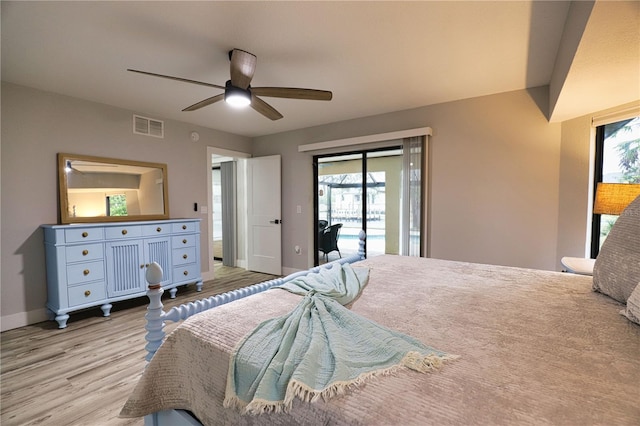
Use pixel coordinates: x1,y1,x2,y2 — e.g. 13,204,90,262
251,87,332,101
127,69,225,90
229,49,257,90
250,94,283,120
182,93,225,112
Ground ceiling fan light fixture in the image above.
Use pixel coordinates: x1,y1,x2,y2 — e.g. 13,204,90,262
224,83,251,108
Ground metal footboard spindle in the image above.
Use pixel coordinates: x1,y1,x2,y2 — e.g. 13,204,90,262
144,230,366,362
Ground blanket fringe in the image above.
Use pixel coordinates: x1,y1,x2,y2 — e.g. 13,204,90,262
223,394,248,412
401,351,459,373
230,351,457,416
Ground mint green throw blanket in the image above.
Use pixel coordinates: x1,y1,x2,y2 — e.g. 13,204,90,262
223,263,456,415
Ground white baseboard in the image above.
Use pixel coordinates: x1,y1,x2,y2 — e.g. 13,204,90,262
1,308,49,332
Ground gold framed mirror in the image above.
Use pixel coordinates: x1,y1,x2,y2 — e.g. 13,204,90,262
58,153,169,224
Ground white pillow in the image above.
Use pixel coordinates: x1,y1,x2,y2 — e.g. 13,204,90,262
621,283,640,326
593,195,640,303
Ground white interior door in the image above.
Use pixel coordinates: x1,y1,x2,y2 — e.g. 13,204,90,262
247,155,282,275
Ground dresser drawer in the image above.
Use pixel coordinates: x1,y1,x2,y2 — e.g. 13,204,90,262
67,261,105,285
173,263,200,283
172,235,196,248
65,243,103,263
105,225,142,240
65,227,103,243
172,247,197,266
68,282,106,307
142,224,171,237
172,221,197,233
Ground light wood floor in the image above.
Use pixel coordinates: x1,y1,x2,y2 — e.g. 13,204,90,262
1,263,277,426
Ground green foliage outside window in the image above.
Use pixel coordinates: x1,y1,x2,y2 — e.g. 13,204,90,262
616,138,640,184
109,194,128,216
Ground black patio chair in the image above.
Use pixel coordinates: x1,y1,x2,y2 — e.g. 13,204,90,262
318,223,342,261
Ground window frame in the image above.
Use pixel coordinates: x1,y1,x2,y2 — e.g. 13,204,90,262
590,115,639,257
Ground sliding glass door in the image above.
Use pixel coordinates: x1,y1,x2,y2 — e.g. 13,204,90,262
314,138,424,265
316,154,363,263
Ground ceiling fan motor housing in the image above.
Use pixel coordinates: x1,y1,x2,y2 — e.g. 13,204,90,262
224,80,252,107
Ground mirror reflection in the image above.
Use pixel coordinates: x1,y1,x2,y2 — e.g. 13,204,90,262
58,153,169,224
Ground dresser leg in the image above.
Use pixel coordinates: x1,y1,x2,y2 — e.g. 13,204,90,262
169,287,178,299
196,279,203,292
101,303,113,317
55,314,69,329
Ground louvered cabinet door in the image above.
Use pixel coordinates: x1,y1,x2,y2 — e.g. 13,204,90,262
144,237,172,286
105,240,145,298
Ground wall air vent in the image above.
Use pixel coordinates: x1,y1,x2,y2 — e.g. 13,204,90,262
133,115,164,139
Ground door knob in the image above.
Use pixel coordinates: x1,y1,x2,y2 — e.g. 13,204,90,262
269,219,281,224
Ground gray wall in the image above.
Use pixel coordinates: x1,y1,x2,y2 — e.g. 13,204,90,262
253,86,594,273
1,82,609,330
1,82,252,329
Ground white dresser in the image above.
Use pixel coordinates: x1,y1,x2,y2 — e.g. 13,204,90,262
42,219,203,328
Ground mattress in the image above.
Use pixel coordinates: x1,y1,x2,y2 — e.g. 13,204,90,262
121,255,640,425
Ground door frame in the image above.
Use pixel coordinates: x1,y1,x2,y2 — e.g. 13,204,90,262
205,146,250,281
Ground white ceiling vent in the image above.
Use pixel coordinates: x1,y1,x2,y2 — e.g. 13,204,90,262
133,115,164,139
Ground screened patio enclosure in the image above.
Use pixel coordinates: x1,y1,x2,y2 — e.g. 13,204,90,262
318,169,388,258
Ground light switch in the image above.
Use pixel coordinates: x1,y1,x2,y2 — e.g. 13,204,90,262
296,205,302,214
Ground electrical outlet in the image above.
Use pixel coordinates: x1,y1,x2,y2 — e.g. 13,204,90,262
294,245,301,254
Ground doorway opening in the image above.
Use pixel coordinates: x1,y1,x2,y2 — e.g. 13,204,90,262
211,166,222,261
206,147,251,282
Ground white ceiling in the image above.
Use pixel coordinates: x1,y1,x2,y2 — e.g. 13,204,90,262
2,1,639,138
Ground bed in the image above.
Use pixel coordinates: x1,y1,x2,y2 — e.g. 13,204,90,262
121,200,640,425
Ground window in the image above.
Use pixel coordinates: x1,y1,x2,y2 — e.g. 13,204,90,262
591,116,640,257
106,194,128,216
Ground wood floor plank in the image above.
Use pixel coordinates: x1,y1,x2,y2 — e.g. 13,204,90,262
1,263,277,426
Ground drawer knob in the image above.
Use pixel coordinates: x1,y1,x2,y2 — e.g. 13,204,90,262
182,239,187,244
183,254,188,259
183,270,189,276
84,290,91,297
82,232,88,238
83,269,90,276
182,225,187,230
121,229,128,235
156,227,162,232
82,250,89,256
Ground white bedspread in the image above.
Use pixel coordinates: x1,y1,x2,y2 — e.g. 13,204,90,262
121,255,640,425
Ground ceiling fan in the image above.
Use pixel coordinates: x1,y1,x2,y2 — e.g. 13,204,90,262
128,48,332,121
